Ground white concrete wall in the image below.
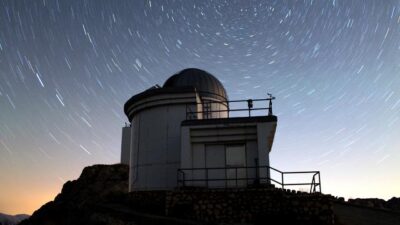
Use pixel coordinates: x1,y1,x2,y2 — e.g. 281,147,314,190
120,127,131,165
205,144,225,187
180,120,276,188
125,86,276,190
246,141,258,181
185,141,257,188
128,92,198,191
257,122,277,183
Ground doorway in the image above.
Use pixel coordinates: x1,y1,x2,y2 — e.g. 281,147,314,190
205,144,225,187
226,144,246,187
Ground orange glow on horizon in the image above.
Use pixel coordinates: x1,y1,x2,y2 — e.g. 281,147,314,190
0,187,59,215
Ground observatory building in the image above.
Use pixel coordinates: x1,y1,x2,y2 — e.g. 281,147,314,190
121,68,277,191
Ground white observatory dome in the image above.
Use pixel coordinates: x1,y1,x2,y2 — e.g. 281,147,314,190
163,68,228,101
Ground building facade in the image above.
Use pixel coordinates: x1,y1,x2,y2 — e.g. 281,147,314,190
122,68,277,191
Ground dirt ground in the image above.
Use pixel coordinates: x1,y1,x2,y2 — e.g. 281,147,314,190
333,203,400,225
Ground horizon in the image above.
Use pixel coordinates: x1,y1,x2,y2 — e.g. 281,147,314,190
1,0,400,215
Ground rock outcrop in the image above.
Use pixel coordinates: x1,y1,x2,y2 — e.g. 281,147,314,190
387,197,400,211
0,213,29,225
19,164,129,225
348,198,400,212
18,163,400,225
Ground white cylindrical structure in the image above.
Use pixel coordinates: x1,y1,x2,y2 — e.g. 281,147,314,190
124,68,228,191
120,126,131,165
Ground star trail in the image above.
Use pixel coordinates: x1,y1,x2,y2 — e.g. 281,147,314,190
0,0,399,214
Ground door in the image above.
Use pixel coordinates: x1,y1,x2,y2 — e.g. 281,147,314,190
226,144,246,187
205,144,225,187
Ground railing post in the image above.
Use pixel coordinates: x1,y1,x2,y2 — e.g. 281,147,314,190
318,172,322,193
281,172,284,189
225,167,227,188
235,167,238,188
255,159,260,185
310,175,315,193
177,170,180,187
182,172,186,187
206,168,209,188
267,93,275,116
185,104,188,120
247,99,253,117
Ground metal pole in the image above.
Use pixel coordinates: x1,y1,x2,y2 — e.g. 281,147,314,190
183,172,186,187
247,99,253,117
268,98,273,116
318,172,322,193
310,175,315,193
177,170,180,187
227,101,230,118
206,168,209,188
236,167,238,187
267,93,275,116
255,159,259,185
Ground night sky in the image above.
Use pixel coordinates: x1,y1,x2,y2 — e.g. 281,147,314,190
1,0,400,215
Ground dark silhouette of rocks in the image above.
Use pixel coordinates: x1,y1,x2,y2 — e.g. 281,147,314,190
19,164,129,225
387,197,400,211
18,164,400,225
347,198,400,211
0,213,29,225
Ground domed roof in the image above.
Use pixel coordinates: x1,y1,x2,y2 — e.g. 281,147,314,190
163,68,228,100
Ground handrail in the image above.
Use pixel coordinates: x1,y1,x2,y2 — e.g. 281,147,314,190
185,96,275,120
177,165,321,193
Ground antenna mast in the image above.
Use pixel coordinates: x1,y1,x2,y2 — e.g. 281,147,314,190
267,93,276,116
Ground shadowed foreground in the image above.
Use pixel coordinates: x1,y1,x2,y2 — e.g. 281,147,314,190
333,202,400,225
18,164,400,225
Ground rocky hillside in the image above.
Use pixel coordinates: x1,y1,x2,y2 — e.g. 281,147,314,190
0,213,29,225
347,198,400,211
19,164,129,225
18,163,400,225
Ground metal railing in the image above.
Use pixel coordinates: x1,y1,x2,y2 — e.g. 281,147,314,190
270,167,322,193
186,94,275,120
177,165,321,193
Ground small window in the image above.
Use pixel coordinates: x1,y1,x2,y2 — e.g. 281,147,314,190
202,102,211,119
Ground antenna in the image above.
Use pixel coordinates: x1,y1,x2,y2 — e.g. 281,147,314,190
267,93,275,116
267,93,276,100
